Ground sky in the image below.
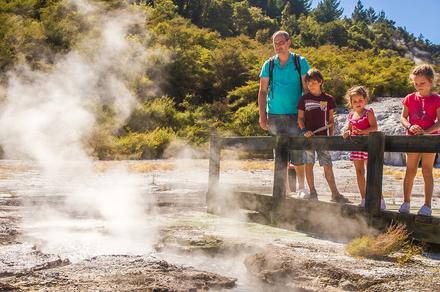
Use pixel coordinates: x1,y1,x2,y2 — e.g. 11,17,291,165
311,0,440,45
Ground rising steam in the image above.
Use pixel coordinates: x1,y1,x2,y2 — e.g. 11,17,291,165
0,1,162,259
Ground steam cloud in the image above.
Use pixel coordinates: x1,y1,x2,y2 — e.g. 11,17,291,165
0,1,161,259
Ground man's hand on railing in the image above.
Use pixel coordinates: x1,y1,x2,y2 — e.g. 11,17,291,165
342,130,351,139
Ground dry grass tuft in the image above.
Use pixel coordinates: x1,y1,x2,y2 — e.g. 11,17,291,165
346,223,423,263
384,166,440,180
94,161,175,173
221,160,273,171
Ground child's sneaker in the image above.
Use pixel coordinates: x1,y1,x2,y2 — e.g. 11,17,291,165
297,189,309,199
358,198,385,209
380,198,386,210
417,205,432,216
399,202,410,214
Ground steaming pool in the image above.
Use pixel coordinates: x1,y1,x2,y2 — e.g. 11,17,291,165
0,159,439,291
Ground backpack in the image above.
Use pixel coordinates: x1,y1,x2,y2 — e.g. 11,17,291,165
268,52,302,97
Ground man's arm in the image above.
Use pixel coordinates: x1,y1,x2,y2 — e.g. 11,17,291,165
301,75,309,94
258,77,269,130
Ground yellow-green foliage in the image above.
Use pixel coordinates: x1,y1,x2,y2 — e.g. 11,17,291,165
114,128,175,159
346,223,422,263
300,45,414,104
125,96,178,133
229,103,265,136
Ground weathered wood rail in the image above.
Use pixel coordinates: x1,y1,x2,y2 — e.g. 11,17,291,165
207,132,440,244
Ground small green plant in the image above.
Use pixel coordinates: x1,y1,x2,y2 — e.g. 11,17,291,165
346,223,423,263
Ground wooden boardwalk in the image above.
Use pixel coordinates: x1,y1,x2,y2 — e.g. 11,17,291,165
207,133,440,244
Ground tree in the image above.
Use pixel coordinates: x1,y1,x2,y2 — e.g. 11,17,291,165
313,0,343,23
352,0,367,22
280,0,311,17
365,7,377,24
280,1,299,36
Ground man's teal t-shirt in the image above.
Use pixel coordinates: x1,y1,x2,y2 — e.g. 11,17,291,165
259,52,310,114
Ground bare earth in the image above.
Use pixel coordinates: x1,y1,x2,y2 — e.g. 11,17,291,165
0,159,439,291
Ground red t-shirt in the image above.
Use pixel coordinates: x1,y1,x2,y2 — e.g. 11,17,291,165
402,92,440,134
297,92,336,136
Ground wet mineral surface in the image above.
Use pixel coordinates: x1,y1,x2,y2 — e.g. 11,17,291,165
0,159,439,291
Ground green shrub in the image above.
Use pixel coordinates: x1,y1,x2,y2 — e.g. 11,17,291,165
125,96,178,133
229,103,265,136
114,128,175,159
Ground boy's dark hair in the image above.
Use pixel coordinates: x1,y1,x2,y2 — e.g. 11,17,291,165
304,68,324,84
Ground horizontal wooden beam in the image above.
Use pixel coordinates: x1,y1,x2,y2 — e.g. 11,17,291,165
218,134,440,153
288,136,368,151
385,135,440,153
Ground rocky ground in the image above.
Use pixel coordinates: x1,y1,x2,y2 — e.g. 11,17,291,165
0,158,439,291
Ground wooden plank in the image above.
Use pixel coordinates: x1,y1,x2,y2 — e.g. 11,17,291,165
272,135,289,205
232,192,272,214
365,132,385,216
232,192,440,244
207,133,221,213
288,136,368,151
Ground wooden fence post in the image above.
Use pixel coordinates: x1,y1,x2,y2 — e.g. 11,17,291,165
365,132,385,216
207,133,221,213
272,134,289,205
288,167,297,193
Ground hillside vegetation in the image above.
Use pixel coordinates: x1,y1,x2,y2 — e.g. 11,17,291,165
1,0,439,158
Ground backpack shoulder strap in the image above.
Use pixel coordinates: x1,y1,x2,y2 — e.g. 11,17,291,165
269,57,275,84
292,53,303,93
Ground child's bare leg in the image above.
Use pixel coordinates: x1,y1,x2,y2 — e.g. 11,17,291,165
404,153,421,203
353,160,366,198
294,164,305,190
323,165,339,196
421,153,436,207
305,163,316,194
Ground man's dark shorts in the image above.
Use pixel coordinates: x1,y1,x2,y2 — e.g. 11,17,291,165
267,114,304,165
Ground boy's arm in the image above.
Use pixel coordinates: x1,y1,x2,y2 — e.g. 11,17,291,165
298,109,306,130
328,109,335,136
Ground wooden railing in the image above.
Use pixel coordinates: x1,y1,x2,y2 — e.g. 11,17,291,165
207,132,440,243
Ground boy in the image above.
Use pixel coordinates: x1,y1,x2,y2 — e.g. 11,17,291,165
297,69,349,203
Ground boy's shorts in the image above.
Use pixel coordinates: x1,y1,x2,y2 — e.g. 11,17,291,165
267,114,303,165
304,150,332,166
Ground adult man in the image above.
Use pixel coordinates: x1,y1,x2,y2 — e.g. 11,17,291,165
258,30,310,196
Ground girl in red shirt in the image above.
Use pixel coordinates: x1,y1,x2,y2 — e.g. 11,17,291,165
400,64,440,216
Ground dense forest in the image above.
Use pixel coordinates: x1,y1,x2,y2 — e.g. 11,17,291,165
1,0,439,159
